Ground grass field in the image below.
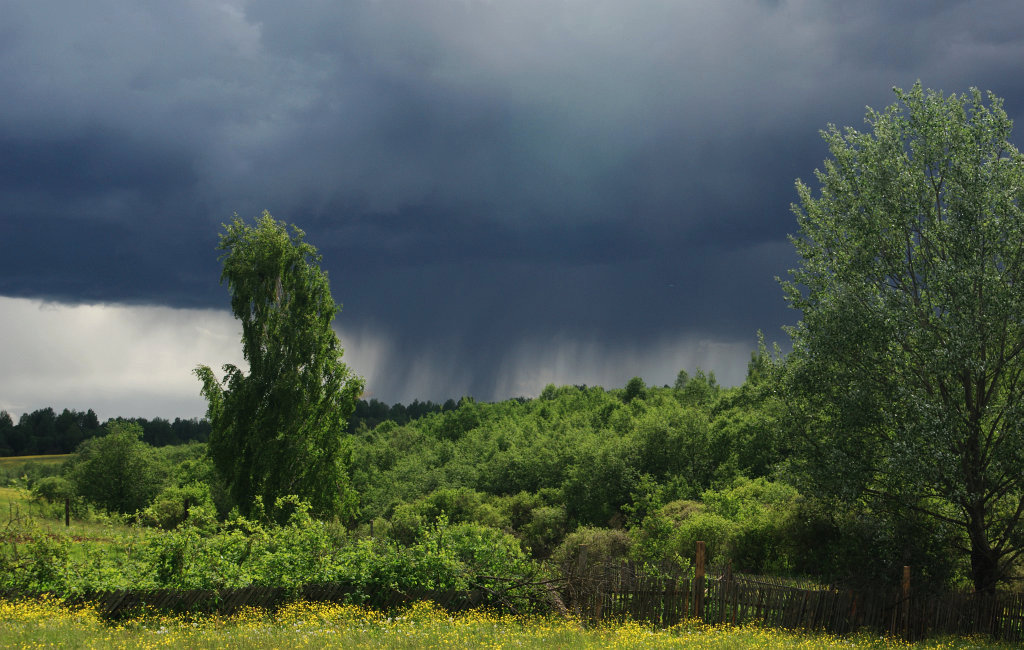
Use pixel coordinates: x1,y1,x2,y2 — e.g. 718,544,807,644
0,485,23,508
0,598,1012,649
0,454,70,467
0,484,140,547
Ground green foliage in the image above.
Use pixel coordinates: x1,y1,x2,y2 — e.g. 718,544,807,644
0,497,543,613
64,422,166,515
622,376,647,403
700,478,798,574
670,510,736,568
386,503,425,546
334,365,987,587
0,516,71,591
139,482,217,531
626,479,804,576
674,368,720,407
196,212,364,521
0,459,65,489
28,475,73,502
550,526,632,574
519,505,568,559
343,377,783,567
785,82,1024,591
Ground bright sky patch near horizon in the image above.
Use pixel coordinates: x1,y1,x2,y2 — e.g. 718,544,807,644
0,296,751,420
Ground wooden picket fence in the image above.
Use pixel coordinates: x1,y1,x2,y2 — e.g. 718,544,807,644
562,543,1024,643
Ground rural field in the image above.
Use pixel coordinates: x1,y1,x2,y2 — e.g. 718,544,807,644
0,454,69,470
0,598,1011,649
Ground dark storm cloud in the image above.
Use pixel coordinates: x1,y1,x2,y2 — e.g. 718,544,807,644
5,0,1024,404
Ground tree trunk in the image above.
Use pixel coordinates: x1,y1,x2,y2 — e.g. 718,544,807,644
968,511,999,593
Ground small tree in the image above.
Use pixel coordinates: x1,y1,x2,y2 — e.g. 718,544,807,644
196,212,364,520
785,83,1024,591
65,421,163,514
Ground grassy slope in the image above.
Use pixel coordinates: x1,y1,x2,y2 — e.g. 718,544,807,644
0,454,71,467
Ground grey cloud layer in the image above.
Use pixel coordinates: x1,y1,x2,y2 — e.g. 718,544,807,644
3,0,1024,402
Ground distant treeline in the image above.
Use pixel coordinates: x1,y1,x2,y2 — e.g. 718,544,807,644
0,398,456,457
347,398,460,434
0,408,212,456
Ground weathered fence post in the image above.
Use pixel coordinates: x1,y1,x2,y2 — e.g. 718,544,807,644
575,544,589,621
726,560,736,625
695,541,706,620
64,497,70,527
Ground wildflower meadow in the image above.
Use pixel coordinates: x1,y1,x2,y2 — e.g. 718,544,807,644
0,597,1012,649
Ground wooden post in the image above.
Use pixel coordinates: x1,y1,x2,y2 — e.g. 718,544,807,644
726,560,737,624
577,548,593,622
575,544,589,621
666,576,677,626
64,497,70,527
695,540,706,620
902,565,911,640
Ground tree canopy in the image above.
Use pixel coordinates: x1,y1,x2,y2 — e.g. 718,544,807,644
784,83,1024,592
196,212,363,520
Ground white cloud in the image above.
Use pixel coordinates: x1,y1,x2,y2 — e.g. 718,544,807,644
0,296,246,420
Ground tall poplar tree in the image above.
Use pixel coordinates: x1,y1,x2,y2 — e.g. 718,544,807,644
785,83,1024,592
196,212,363,520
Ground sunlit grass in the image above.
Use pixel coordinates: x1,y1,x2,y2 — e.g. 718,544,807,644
0,486,149,570
0,454,70,467
0,486,25,510
0,597,1011,649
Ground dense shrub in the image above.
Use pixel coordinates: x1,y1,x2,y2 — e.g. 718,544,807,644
550,526,632,575
520,505,569,559
139,482,217,530
65,422,167,514
29,476,75,504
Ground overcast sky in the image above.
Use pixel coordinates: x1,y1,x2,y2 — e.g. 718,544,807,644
4,0,1024,420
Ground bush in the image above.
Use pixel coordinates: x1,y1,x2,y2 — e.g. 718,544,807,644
701,478,799,574
65,422,167,514
30,476,75,504
669,510,736,568
520,505,568,559
550,526,631,574
139,482,217,530
431,520,534,583
0,514,71,592
388,503,424,545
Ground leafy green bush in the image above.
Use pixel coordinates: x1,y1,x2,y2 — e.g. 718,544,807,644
65,422,168,515
30,476,75,504
699,478,799,574
550,526,632,574
388,503,424,545
669,510,736,568
625,480,803,574
139,482,217,530
0,514,71,591
520,505,568,559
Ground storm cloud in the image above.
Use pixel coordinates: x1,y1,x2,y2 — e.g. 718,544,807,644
4,1,1024,414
